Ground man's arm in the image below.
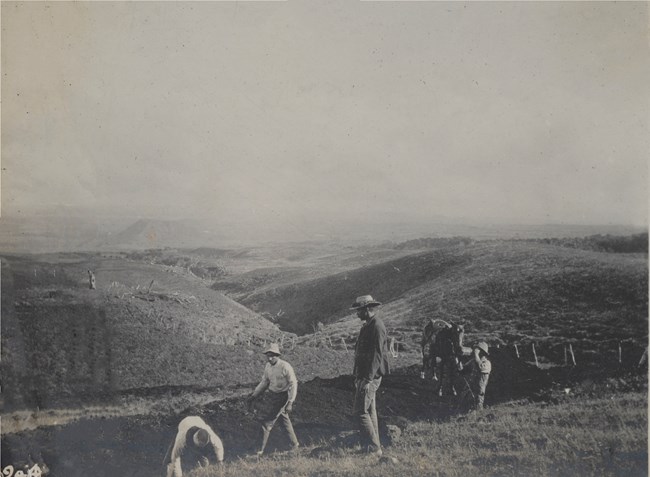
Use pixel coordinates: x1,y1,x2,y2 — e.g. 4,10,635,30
250,366,270,398
369,321,387,379
285,363,298,403
473,348,482,366
166,435,185,477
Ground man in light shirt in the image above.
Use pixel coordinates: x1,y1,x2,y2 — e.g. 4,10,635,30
163,415,224,477
247,343,300,455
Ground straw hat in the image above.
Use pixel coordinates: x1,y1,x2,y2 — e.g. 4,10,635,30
263,343,281,356
350,295,382,310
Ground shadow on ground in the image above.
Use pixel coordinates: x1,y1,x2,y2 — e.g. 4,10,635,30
2,350,645,477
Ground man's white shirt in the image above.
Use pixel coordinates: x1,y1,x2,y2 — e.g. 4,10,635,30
253,358,298,402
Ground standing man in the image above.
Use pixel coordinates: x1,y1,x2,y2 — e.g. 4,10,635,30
351,295,390,457
247,343,300,455
163,415,224,477
460,341,492,411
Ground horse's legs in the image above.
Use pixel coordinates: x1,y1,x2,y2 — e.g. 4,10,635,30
437,360,447,397
450,359,458,396
438,360,458,398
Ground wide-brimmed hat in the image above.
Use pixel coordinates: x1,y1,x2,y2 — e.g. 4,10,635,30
350,295,382,310
476,342,489,356
263,343,281,356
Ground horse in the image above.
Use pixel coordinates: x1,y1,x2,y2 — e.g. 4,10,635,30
421,319,465,397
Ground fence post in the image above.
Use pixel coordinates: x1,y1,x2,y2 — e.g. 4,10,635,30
638,347,648,367
341,337,348,352
514,344,520,358
532,343,539,368
569,343,576,366
617,341,622,364
328,337,334,348
292,336,296,350
564,345,568,366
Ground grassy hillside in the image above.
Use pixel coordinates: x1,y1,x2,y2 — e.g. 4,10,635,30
192,388,647,477
239,244,473,335
0,254,299,411
207,244,413,298
119,244,411,297
2,369,645,477
237,241,648,365
3,239,646,412
519,232,648,254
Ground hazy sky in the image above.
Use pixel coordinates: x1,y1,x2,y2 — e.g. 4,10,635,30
2,1,648,227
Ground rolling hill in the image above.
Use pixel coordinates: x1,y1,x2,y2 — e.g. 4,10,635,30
1,236,647,477
2,236,647,411
233,241,648,365
0,253,291,411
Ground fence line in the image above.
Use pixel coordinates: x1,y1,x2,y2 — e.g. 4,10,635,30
173,328,647,369
504,338,650,368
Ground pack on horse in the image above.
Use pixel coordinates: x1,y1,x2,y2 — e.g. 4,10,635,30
421,319,466,397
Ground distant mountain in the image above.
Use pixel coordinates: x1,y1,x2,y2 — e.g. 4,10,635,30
1,213,646,253
0,217,221,252
99,219,219,250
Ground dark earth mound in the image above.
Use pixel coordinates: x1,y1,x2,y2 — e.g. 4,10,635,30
4,352,643,477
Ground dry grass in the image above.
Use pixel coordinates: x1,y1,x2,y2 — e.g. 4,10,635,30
290,241,647,364
190,390,648,477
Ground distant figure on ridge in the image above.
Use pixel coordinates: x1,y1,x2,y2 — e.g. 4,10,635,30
351,294,390,457
87,269,96,290
247,343,300,455
460,341,492,411
163,415,224,477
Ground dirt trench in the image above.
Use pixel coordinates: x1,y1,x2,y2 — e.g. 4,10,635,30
0,350,558,477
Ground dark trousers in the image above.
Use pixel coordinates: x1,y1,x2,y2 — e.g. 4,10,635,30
259,391,298,453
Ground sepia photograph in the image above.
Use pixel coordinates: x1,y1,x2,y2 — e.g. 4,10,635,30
1,1,648,476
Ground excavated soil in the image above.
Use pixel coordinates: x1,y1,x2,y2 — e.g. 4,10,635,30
5,349,632,477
